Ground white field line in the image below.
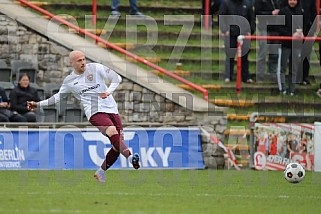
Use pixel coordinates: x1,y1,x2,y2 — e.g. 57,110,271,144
0,208,154,214
0,208,92,214
1,191,321,200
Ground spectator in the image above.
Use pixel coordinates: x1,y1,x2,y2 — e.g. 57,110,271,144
299,0,317,85
277,132,287,158
0,87,26,122
277,0,303,96
306,134,314,154
286,133,298,158
110,0,144,17
9,73,41,122
218,0,256,83
255,0,280,82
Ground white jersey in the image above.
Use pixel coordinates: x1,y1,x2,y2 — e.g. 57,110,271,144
39,63,122,120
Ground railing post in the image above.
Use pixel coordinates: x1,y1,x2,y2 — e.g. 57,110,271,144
204,0,210,30
204,90,209,101
236,35,244,95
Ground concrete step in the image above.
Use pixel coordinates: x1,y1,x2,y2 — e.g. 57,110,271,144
97,42,136,50
38,2,202,14
159,57,321,66
177,84,221,90
227,114,286,122
126,56,161,63
210,98,321,109
210,83,316,91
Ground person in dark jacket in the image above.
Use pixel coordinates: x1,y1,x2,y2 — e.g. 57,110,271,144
9,73,41,122
299,0,317,85
277,0,304,96
202,0,222,27
219,0,256,83
255,0,280,82
279,0,317,85
0,87,26,122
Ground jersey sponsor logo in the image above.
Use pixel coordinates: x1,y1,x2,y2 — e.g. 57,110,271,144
73,82,78,85
79,83,100,94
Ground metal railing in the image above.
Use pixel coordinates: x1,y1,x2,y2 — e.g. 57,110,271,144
18,0,209,101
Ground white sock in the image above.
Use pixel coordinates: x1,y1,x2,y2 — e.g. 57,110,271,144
128,155,133,164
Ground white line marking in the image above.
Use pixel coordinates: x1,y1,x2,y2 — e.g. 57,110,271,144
1,191,321,200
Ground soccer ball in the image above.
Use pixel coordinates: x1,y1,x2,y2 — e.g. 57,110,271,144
284,162,305,184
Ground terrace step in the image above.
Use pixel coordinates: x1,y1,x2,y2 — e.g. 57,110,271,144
177,84,221,90
97,42,136,50
42,15,211,27
177,82,318,90
227,114,286,122
126,56,161,63
84,29,218,40
186,72,321,81
158,57,321,66
69,28,108,35
224,129,250,136
38,3,203,14
210,99,255,107
210,98,321,110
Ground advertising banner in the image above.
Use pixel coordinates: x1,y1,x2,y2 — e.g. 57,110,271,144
0,127,203,170
253,123,314,171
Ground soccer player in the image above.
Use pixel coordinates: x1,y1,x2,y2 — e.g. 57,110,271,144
27,50,140,182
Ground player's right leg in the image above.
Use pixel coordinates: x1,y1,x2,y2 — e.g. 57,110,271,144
106,126,140,169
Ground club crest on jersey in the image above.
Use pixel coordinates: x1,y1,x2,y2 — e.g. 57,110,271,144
87,74,93,81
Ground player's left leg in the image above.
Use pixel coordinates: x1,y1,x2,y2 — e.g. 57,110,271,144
90,113,119,182
94,147,119,182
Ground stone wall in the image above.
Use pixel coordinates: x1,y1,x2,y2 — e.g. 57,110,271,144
0,14,226,169
0,16,71,83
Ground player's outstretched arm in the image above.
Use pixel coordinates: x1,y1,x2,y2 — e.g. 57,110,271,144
27,101,38,111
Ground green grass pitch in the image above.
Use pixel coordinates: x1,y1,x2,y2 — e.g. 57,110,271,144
0,170,321,213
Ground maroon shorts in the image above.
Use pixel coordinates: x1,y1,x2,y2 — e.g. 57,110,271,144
89,112,123,135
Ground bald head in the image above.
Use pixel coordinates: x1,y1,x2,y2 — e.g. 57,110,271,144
69,50,86,74
69,50,84,61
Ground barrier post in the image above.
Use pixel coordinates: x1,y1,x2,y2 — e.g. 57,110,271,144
204,0,210,30
236,35,244,95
